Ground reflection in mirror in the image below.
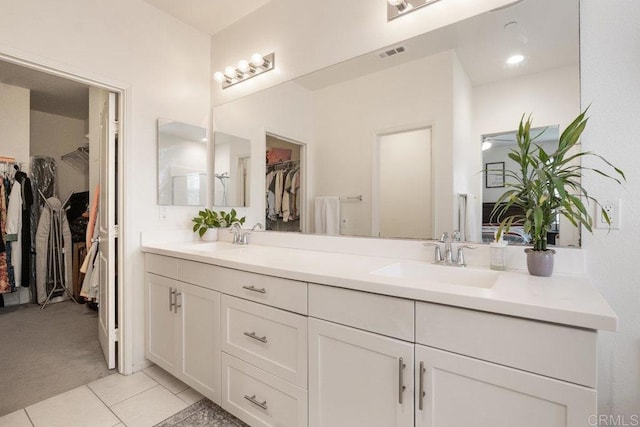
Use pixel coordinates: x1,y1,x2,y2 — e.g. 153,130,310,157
375,127,432,239
213,131,251,207
212,0,579,245
480,125,578,246
158,119,207,206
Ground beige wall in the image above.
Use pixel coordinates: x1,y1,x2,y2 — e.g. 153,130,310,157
0,82,30,170
581,0,640,417
30,110,88,200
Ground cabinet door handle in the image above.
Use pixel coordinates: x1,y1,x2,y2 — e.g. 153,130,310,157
174,292,181,313
244,331,268,343
242,285,267,294
418,361,426,411
169,287,175,312
244,394,268,410
398,357,406,404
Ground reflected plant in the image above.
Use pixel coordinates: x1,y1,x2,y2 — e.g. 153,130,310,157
192,208,246,237
491,109,625,251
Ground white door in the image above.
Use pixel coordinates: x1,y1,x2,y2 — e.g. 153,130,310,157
415,345,596,427
376,128,432,239
309,318,414,427
178,282,221,402
98,92,118,369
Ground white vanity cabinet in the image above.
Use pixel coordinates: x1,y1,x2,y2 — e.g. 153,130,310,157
308,284,598,427
145,257,222,403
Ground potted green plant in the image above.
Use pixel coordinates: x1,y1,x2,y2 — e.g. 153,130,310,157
192,208,246,241
492,110,625,277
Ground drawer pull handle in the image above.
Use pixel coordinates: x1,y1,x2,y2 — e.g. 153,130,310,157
398,357,406,404
244,331,268,343
242,285,267,294
169,288,175,312
244,394,268,410
418,361,426,411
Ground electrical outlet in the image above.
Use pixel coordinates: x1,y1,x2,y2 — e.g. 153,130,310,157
159,206,168,220
597,199,620,229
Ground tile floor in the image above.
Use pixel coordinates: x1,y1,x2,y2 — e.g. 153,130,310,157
0,366,205,427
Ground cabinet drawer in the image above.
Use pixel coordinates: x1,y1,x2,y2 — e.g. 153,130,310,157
178,260,308,314
415,302,597,387
221,353,308,427
222,295,307,388
146,254,177,279
309,284,414,341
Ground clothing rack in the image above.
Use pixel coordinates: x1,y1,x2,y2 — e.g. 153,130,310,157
0,157,17,178
267,160,299,171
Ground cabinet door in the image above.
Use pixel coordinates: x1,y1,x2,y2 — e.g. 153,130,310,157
146,273,178,373
415,345,596,427
309,318,414,427
178,282,221,403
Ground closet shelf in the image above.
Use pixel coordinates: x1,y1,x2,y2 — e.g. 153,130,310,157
61,144,89,173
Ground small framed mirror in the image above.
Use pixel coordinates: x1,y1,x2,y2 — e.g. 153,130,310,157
157,118,208,206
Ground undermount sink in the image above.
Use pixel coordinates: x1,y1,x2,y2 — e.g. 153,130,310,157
370,261,498,289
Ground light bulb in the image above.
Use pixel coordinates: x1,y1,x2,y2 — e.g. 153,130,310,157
225,66,237,78
506,54,525,65
481,141,493,151
251,53,265,67
237,60,250,73
388,0,409,11
213,72,225,83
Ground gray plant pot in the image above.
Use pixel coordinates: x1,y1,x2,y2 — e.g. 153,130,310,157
525,248,556,277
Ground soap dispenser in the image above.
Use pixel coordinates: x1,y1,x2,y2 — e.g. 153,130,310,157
489,232,507,271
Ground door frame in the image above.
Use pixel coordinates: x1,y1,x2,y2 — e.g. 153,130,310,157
371,122,435,238
0,47,132,374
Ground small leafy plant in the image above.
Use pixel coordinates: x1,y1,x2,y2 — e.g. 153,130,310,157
192,208,246,237
492,110,625,252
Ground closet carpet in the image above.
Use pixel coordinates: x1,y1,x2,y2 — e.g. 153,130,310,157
0,300,114,416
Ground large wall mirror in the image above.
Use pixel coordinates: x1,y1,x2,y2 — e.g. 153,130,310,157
157,119,208,206
212,0,580,246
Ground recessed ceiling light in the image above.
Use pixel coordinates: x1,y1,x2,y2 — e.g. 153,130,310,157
506,54,525,65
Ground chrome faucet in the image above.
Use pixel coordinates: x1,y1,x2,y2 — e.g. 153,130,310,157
230,222,244,244
232,222,264,245
424,230,475,267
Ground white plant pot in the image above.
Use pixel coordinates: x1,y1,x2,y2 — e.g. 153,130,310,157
200,228,218,242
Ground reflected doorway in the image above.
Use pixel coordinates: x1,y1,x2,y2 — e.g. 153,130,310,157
374,127,432,239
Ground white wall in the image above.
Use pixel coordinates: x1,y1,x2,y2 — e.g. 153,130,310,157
312,51,455,237
211,0,517,106
213,81,313,227
0,0,211,372
0,82,29,170
30,110,88,200
581,0,640,417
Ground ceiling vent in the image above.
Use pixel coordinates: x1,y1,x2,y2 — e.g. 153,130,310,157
378,45,406,59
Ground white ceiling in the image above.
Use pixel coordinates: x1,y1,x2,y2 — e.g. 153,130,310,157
0,60,89,120
142,0,273,36
296,0,578,90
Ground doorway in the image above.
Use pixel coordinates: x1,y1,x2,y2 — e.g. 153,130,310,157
0,57,123,413
373,127,433,239
265,133,305,232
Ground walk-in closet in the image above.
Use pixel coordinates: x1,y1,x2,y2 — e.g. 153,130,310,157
0,59,115,415
265,134,303,232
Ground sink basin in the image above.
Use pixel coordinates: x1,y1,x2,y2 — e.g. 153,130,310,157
370,261,498,289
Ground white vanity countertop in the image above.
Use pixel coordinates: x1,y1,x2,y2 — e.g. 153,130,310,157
141,241,617,332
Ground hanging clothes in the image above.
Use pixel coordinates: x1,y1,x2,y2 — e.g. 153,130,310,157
14,171,33,287
0,178,11,294
6,180,22,287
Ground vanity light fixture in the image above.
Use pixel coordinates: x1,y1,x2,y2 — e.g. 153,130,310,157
213,52,275,89
387,0,441,21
